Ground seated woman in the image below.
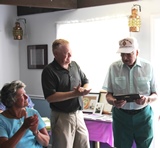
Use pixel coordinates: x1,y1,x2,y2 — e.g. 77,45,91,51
0,80,50,148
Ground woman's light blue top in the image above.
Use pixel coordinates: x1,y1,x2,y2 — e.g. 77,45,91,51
0,107,46,148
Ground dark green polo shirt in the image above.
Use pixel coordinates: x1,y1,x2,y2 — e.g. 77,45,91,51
41,59,89,113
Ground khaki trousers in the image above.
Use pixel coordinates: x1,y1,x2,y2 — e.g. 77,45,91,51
51,110,90,148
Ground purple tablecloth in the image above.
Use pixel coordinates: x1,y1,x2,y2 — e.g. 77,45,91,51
84,119,113,147
85,119,137,148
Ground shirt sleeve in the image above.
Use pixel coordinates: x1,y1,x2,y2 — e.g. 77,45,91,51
0,102,6,111
27,96,35,108
102,65,112,92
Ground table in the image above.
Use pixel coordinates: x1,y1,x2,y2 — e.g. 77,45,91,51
84,119,113,148
84,118,137,148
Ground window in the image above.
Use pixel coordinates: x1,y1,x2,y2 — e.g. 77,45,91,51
57,16,129,92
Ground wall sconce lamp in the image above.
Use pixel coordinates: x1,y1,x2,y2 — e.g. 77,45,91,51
128,4,141,32
13,18,26,40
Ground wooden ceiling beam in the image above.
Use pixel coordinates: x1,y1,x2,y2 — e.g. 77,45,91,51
0,0,77,9
0,0,139,16
0,0,139,9
77,0,139,8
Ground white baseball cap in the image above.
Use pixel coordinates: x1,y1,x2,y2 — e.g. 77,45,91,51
117,37,139,53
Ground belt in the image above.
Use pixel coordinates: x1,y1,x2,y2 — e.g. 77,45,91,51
119,106,146,115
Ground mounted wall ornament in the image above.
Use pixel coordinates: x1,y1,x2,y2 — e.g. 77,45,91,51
27,44,48,69
12,18,26,40
128,4,141,32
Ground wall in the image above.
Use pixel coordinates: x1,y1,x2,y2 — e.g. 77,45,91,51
0,5,19,88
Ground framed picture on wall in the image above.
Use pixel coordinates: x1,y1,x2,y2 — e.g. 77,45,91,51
27,44,48,69
82,93,100,113
99,92,113,114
